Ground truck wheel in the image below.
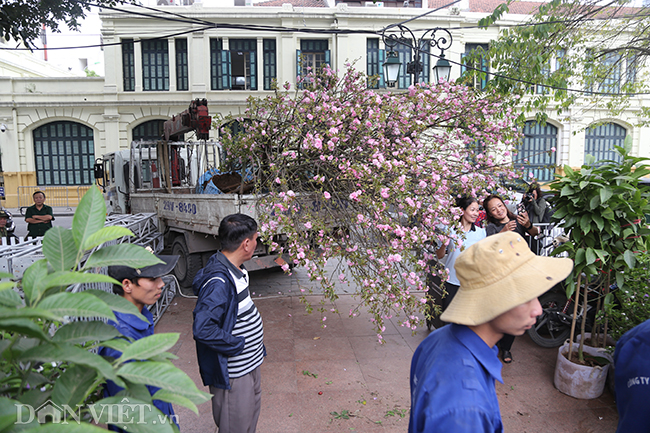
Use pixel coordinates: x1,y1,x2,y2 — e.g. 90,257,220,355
201,251,215,267
172,237,202,287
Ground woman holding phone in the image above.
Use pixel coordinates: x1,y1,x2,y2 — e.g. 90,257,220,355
482,194,539,364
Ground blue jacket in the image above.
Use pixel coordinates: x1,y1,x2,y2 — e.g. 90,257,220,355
409,324,503,433
98,308,177,431
614,318,650,433
192,252,246,390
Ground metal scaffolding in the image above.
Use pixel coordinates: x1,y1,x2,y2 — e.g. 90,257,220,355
3,212,176,324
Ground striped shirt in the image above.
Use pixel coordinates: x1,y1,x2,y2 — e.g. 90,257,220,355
227,267,264,378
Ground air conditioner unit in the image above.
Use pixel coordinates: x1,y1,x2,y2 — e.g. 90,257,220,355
365,1,383,7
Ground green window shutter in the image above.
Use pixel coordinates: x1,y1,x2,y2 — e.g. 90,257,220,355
249,50,257,90
325,50,331,67
481,56,488,89
221,50,230,90
378,49,386,88
296,49,302,89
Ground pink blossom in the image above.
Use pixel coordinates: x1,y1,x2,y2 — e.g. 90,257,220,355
323,191,331,199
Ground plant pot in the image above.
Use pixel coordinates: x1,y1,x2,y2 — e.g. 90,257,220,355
573,332,618,399
574,332,617,348
554,342,612,399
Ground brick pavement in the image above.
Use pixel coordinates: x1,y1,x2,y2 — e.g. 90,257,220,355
158,267,618,433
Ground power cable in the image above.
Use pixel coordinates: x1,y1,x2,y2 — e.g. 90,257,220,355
1,2,647,97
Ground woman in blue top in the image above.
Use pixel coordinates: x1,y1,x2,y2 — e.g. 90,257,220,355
436,196,486,312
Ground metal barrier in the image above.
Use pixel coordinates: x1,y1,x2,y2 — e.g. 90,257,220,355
527,223,569,257
17,185,92,208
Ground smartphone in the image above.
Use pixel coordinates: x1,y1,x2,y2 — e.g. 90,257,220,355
517,203,526,215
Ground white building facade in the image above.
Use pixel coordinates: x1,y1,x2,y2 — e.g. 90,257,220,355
0,0,647,207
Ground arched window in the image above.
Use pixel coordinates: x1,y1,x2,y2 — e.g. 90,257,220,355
33,121,94,186
133,120,164,141
584,123,625,164
133,119,184,142
519,121,557,182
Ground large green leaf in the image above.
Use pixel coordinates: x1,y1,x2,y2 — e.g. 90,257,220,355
117,362,212,404
0,306,62,322
83,244,163,270
21,259,48,305
600,187,614,205
118,333,180,363
51,364,98,408
83,226,135,251
37,292,116,321
43,271,117,291
623,250,636,269
0,318,49,340
42,227,79,272
19,342,120,384
0,396,38,431
84,289,148,324
152,389,200,414
53,321,120,344
100,338,132,356
21,424,108,433
72,186,107,254
89,397,177,433
0,286,22,308
0,271,14,280
579,214,592,234
585,248,597,266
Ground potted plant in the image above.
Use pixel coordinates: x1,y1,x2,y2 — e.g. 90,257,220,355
549,137,650,399
0,186,211,431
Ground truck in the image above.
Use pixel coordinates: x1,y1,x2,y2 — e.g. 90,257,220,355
96,99,289,286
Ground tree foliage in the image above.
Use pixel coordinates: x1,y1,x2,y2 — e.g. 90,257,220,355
0,0,131,46
219,66,523,335
464,0,650,124
549,137,650,359
0,186,211,432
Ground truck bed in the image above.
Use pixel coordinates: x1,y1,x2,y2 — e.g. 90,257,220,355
130,192,259,236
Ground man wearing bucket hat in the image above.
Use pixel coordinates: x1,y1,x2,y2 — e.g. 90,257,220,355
409,232,572,433
98,253,179,432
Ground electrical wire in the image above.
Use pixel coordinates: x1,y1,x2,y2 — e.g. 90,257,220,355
1,1,647,97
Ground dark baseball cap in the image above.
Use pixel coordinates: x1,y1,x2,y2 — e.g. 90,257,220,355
0,210,8,219
108,254,179,282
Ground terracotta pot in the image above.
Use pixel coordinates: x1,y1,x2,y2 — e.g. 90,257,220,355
554,342,612,399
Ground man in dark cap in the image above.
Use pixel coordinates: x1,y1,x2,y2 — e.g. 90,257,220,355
98,253,179,432
0,210,17,244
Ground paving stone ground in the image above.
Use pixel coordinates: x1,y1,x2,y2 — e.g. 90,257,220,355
161,266,618,433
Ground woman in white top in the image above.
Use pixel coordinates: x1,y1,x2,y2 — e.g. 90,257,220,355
436,196,487,312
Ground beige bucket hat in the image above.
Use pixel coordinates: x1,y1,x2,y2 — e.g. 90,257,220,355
440,231,573,326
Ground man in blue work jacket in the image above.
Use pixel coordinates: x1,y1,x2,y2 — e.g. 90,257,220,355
193,213,265,433
99,253,180,431
409,232,573,433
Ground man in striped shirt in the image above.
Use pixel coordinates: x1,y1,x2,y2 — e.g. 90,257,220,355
192,214,265,433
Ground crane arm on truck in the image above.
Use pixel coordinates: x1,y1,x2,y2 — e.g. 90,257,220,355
163,98,211,141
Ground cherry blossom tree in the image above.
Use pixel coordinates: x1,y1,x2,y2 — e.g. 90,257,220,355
219,66,522,336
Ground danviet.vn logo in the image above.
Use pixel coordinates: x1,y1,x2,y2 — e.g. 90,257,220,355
15,397,178,427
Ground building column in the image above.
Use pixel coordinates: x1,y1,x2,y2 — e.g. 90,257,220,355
134,37,143,92
168,38,177,92
191,30,206,93
257,38,264,90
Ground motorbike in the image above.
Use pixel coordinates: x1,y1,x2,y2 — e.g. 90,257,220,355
527,277,616,348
